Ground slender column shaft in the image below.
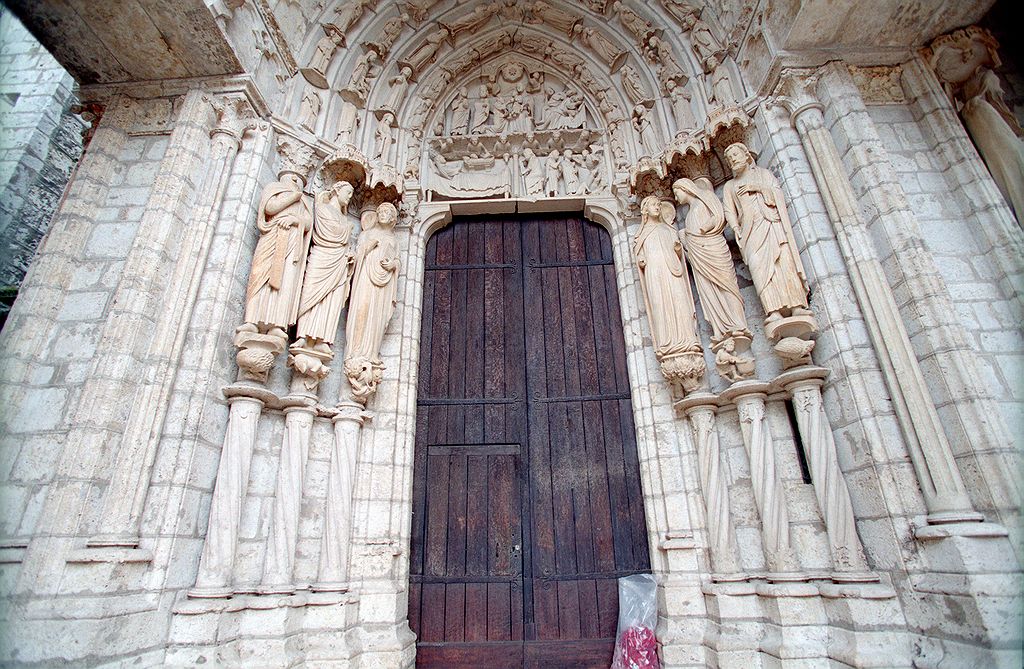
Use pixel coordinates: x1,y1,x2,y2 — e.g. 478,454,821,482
314,401,367,591
784,375,870,574
92,99,252,546
784,81,977,520
684,401,740,573
190,393,265,597
260,403,316,592
725,384,799,574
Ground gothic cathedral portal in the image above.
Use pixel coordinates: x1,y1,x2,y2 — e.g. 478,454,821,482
409,216,651,667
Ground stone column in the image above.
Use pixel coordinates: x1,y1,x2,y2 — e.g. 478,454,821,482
774,70,981,526
313,401,369,591
259,398,317,593
189,386,274,597
777,367,872,579
90,96,256,548
721,382,800,576
678,393,742,576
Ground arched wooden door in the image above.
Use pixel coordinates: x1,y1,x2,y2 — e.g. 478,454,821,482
409,214,651,668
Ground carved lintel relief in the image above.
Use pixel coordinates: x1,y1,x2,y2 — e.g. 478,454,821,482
422,60,611,201
925,25,1024,220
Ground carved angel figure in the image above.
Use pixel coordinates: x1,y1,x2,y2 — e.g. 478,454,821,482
295,181,356,348
442,2,500,39
242,172,314,336
401,25,451,73
621,64,650,106
382,66,414,114
375,112,396,162
632,104,659,156
347,50,381,102
722,143,812,323
705,55,738,106
665,78,696,132
344,202,403,403
613,1,654,41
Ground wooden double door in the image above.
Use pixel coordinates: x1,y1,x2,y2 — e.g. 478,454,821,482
409,215,651,668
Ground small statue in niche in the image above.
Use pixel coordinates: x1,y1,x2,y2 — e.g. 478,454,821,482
372,13,409,58
470,84,492,134
344,202,403,403
241,170,314,339
381,66,414,114
722,142,815,334
347,49,382,103
530,0,583,37
293,181,356,357
664,78,696,133
672,177,754,381
705,54,739,107
522,147,546,196
302,23,345,89
545,150,561,196
333,0,373,34
450,87,471,135
579,27,627,73
442,2,500,40
561,149,582,195
374,112,396,163
401,24,451,74
334,100,359,146
298,88,321,133
613,1,654,42
621,64,650,106
632,104,659,156
681,11,725,65
632,196,705,394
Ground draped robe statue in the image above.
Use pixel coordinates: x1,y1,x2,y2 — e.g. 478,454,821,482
672,178,750,343
633,196,704,393
344,202,402,402
242,173,314,337
295,181,356,349
722,143,812,325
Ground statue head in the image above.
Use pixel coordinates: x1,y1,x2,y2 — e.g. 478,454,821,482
280,171,306,189
725,142,753,174
333,180,355,206
376,201,399,229
672,177,696,204
523,147,535,159
660,200,677,225
640,195,663,220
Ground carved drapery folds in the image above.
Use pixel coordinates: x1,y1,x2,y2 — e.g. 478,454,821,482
925,26,1024,221
632,195,705,395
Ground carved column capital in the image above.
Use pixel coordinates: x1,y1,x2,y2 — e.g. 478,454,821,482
276,136,320,183
209,95,258,147
772,68,826,130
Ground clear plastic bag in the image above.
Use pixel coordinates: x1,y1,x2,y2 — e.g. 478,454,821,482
610,573,660,669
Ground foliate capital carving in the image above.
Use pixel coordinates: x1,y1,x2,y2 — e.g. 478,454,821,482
772,68,825,129
276,137,319,182
209,95,258,146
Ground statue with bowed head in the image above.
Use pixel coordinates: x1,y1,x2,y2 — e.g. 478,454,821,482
344,202,403,403
632,195,706,395
722,142,817,364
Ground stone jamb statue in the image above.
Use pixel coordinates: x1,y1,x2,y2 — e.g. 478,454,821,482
672,176,754,381
632,195,706,395
344,201,403,403
722,142,817,365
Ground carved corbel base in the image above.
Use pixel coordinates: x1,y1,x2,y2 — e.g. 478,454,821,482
765,313,818,368
711,333,755,382
345,355,385,405
300,67,330,90
659,350,707,396
365,165,405,204
288,340,334,395
234,328,287,384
